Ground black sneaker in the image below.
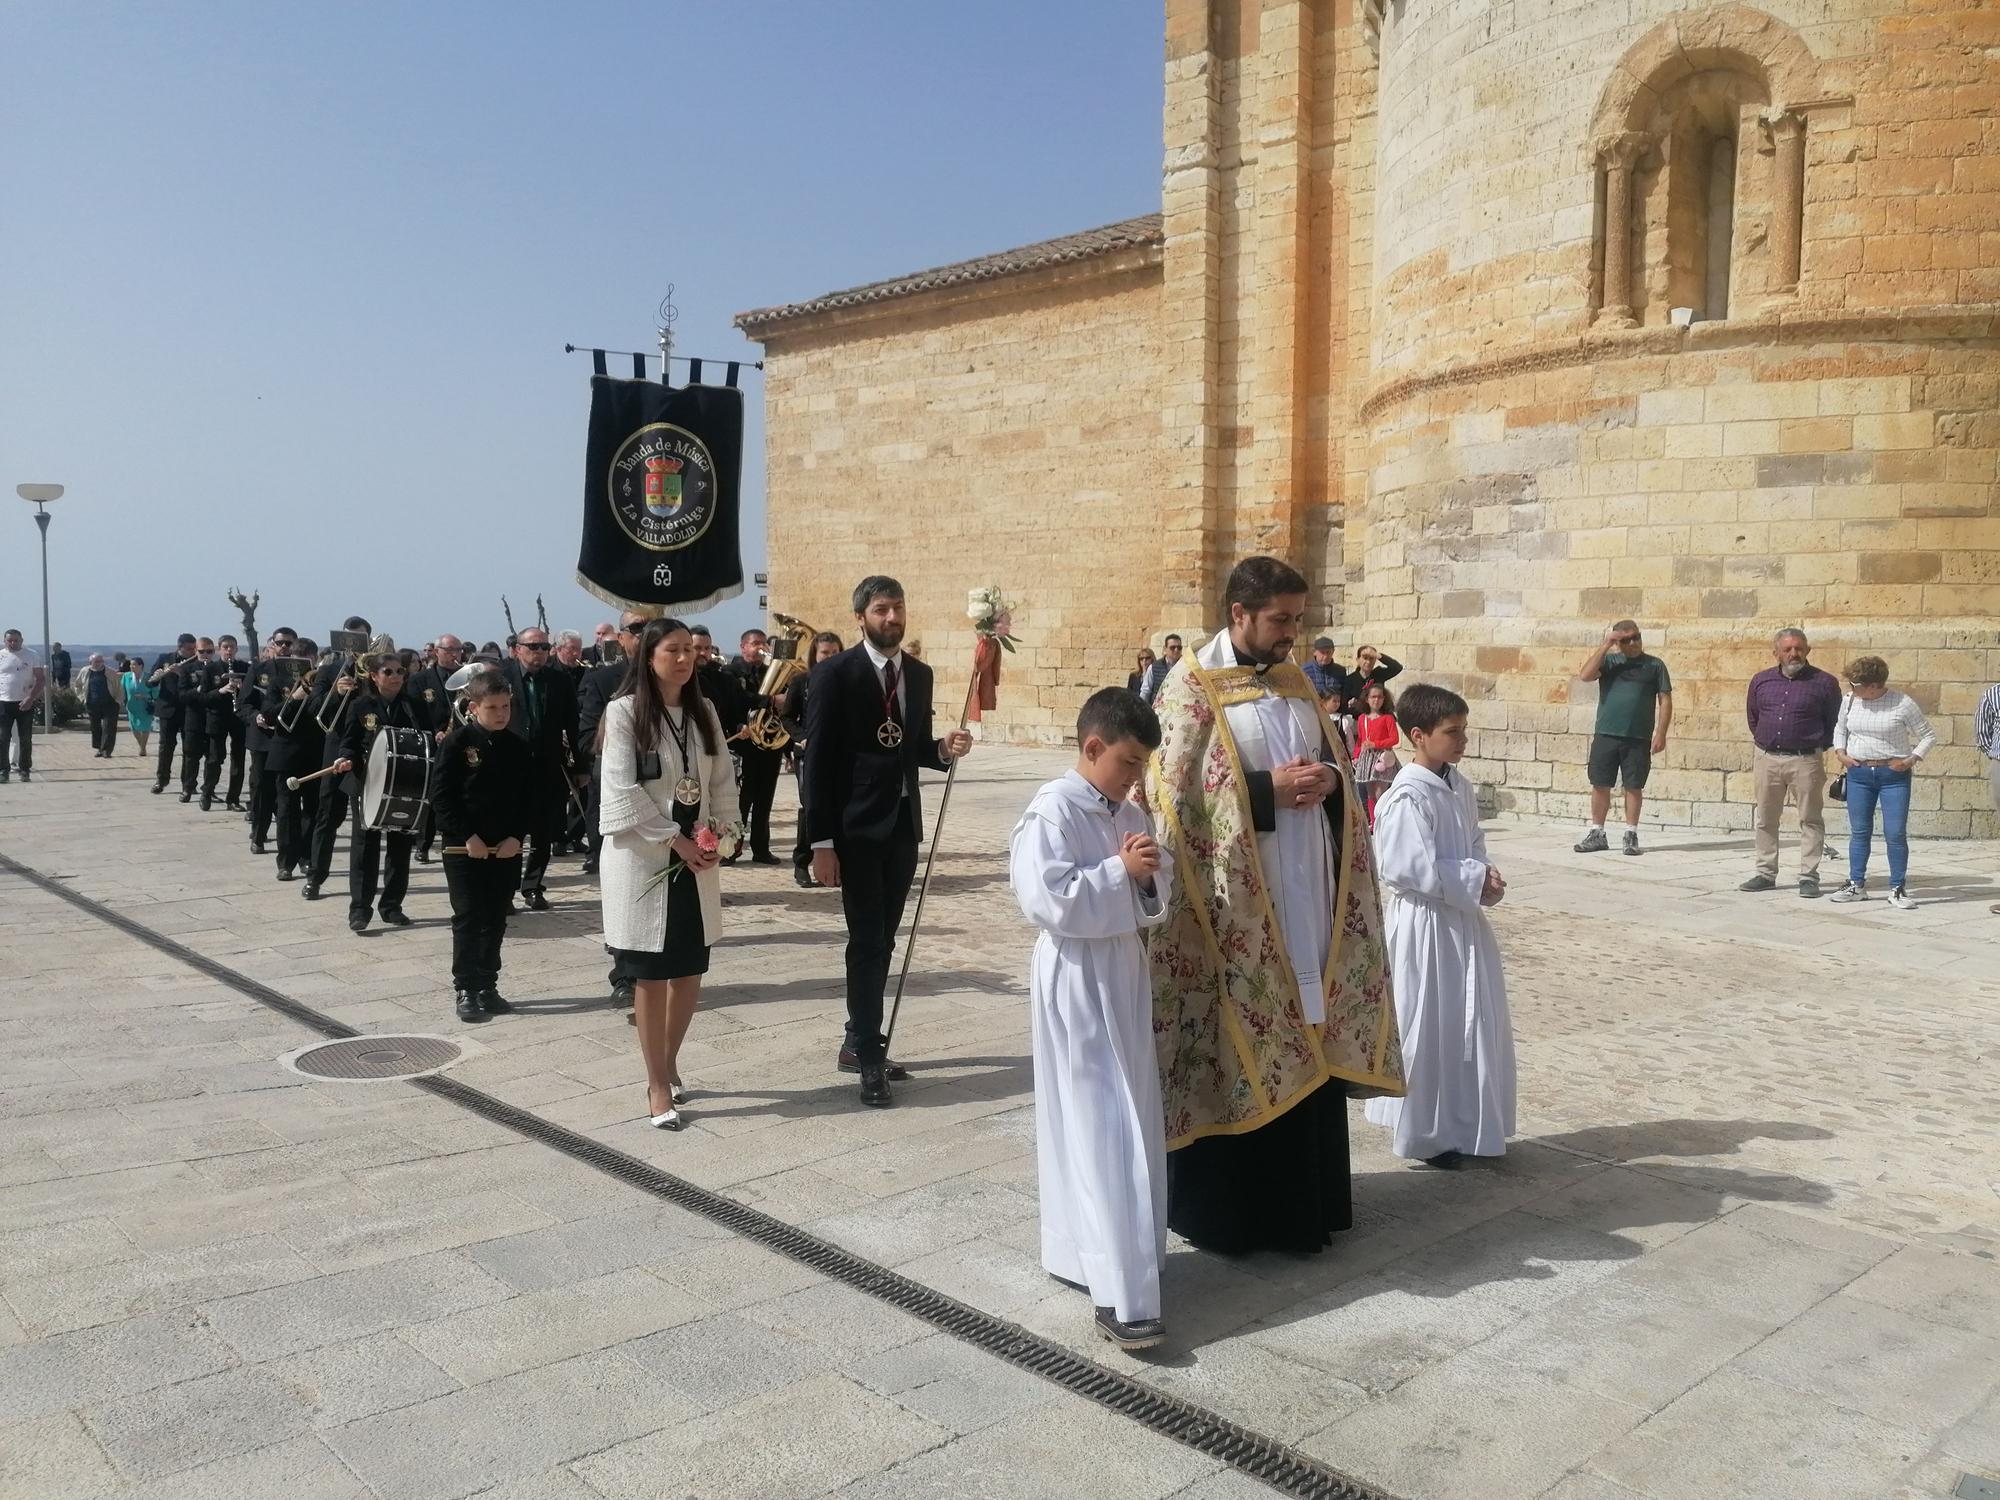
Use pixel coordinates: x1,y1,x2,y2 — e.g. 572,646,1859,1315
1094,1307,1166,1351
1798,875,1821,899
1622,829,1641,856
1739,874,1776,892
1573,828,1608,853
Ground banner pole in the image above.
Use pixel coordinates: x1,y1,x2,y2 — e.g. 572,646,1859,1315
881,655,983,1054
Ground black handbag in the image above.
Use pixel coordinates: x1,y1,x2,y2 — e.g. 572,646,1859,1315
1827,692,1852,801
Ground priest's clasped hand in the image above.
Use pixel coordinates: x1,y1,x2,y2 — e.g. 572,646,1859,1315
1273,755,1334,809
940,729,974,760
1480,864,1506,907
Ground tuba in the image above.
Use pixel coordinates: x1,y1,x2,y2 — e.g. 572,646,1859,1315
743,613,816,752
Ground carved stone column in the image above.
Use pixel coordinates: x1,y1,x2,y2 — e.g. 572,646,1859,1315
1768,111,1806,290
1595,132,1649,328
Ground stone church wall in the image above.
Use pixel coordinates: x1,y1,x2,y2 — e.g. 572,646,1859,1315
756,262,1168,744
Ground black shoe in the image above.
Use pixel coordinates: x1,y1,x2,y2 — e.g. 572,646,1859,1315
226,800,243,812
199,793,213,811
521,890,551,912
348,912,370,933
1799,875,1822,900
720,851,741,866
1738,874,1777,892
276,866,295,882
251,840,267,857
16,770,27,781
414,849,431,864
792,867,816,889
380,909,412,928
1094,1307,1166,1351
302,882,323,900
580,858,599,877
838,1046,908,1081
150,782,164,795
612,980,636,1009
0,773,9,784
478,989,513,1014
455,989,486,1023
858,1061,892,1108
1422,1150,1465,1170
179,791,193,804
751,851,780,866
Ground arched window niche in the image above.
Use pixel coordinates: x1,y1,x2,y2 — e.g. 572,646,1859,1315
1588,6,1819,330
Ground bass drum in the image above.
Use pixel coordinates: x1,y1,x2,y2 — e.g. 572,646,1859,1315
360,725,432,833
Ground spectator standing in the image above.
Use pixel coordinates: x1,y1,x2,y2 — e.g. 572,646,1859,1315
1574,620,1673,856
0,629,46,782
49,642,72,691
81,653,122,757
1976,675,2000,913
1740,628,1842,898
1126,648,1155,696
1140,635,1183,702
1302,637,1344,715
1339,644,1403,715
1830,656,1934,910
1352,681,1402,824
121,657,156,758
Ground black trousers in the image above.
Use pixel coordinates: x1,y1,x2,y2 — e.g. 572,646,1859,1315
348,810,413,919
444,851,519,990
737,746,782,857
88,700,120,753
791,769,814,872
0,701,32,772
273,774,318,872
309,783,351,883
834,799,920,1062
155,717,199,791
248,749,274,844
519,765,563,894
203,722,246,803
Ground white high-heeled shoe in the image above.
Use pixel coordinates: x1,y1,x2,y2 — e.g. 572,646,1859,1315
670,1079,689,1105
645,1090,683,1131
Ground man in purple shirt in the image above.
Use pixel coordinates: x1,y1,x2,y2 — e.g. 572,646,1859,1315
1741,627,1843,898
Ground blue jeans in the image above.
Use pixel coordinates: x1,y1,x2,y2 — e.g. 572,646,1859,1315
1844,765,1911,888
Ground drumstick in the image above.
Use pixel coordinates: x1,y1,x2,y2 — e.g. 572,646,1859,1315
284,764,344,790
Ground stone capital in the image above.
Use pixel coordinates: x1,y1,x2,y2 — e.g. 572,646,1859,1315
1593,131,1652,171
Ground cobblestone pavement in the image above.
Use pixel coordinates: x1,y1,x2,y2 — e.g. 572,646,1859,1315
2,729,1996,1499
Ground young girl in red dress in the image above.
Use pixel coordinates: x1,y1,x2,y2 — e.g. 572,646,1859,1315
1354,680,1402,825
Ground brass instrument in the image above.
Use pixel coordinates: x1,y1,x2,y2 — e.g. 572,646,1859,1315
444,661,483,727
271,655,317,733
743,613,817,752
317,632,394,735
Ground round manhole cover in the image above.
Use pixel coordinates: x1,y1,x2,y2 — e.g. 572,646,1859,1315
291,1035,464,1080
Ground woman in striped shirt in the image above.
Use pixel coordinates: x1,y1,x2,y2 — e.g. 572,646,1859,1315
1830,655,1935,910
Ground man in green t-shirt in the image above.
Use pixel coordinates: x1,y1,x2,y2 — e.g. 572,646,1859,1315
1575,619,1673,856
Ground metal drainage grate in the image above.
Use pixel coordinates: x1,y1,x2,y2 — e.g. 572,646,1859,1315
293,1035,462,1080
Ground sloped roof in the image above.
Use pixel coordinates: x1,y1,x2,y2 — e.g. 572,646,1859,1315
735,213,1163,335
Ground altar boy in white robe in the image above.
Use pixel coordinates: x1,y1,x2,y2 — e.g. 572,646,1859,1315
1364,684,1517,1167
1009,688,1175,1351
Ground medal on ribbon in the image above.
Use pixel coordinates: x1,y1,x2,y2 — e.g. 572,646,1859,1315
876,720,904,749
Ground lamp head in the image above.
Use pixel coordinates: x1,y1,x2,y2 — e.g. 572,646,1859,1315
15,484,63,503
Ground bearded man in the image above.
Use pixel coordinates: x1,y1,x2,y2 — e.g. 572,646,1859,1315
1147,556,1402,1254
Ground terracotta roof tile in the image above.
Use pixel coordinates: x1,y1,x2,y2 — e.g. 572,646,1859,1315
735,213,1163,334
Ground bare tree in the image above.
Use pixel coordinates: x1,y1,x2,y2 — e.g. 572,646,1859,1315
226,587,261,659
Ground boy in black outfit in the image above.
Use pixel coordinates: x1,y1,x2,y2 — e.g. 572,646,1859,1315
432,671,531,1022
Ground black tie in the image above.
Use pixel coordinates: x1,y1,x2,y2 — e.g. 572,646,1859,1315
882,657,901,726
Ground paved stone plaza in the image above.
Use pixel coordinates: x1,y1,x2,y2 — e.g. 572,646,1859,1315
2,728,1997,1500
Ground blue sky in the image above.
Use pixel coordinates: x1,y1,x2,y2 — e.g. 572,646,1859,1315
1,2,1160,654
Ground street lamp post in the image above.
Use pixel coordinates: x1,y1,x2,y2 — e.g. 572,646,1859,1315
16,484,64,733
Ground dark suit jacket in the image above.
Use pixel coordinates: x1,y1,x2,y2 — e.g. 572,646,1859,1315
802,645,948,845
574,660,628,772
407,663,457,735
150,653,202,725
499,659,578,767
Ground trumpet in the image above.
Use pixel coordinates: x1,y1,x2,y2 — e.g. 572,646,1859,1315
317,633,394,735
743,612,817,752
271,656,317,733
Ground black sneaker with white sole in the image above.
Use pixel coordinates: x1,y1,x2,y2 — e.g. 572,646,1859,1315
1574,828,1608,853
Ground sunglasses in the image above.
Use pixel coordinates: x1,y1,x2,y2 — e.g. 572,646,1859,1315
1613,635,1640,646
519,642,551,651
376,668,406,677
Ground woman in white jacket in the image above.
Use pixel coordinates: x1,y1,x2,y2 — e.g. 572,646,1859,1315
598,617,736,1129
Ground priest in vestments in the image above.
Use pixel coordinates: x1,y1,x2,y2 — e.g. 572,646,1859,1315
1147,557,1403,1254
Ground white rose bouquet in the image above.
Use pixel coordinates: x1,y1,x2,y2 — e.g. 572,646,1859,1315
965,585,1020,653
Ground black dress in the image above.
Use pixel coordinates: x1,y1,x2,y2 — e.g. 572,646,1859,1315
611,795,710,982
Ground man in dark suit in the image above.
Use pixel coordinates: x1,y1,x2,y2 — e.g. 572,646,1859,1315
303,616,373,900
804,576,974,1108
266,637,322,882
240,627,298,857
499,626,580,910
149,633,202,796
198,634,250,812
726,628,784,865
